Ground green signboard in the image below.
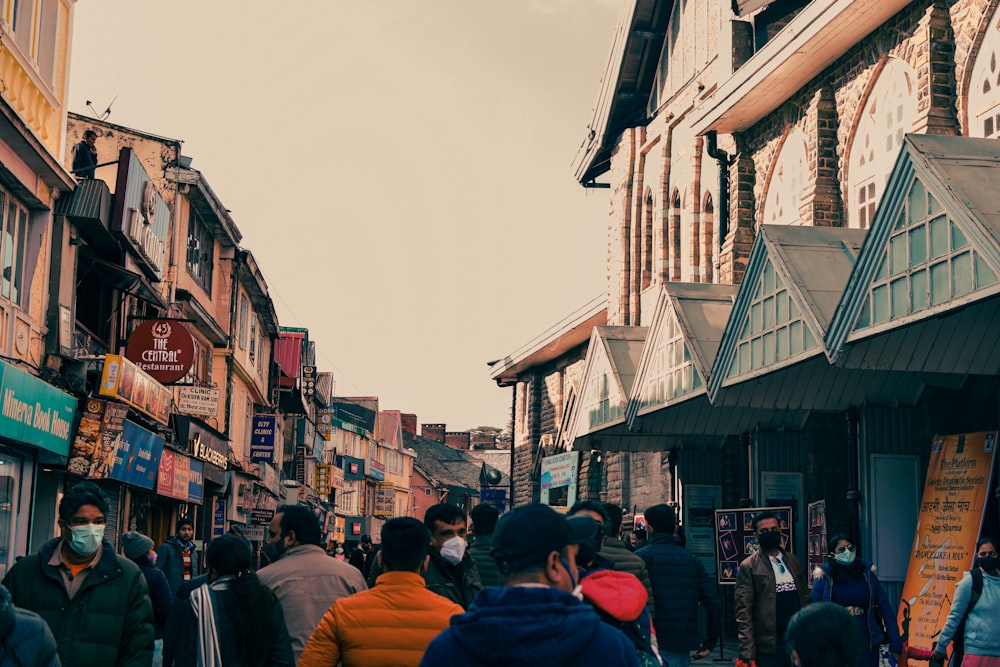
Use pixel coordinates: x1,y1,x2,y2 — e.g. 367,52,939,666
0,360,77,456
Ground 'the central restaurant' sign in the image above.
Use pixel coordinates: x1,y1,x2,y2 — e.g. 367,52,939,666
125,319,195,384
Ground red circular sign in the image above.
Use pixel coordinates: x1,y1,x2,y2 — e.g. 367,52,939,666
125,319,196,384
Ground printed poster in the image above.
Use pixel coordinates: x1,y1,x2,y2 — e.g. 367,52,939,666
898,431,997,655
807,499,827,587
715,506,792,585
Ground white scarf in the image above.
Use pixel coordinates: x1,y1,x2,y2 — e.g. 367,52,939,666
190,577,233,667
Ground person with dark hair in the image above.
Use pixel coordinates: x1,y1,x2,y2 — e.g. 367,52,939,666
636,504,721,666
122,531,172,667
258,504,366,663
71,129,98,179
368,503,482,609
785,602,864,667
468,504,502,587
2,481,154,667
348,534,375,576
419,503,640,667
174,534,292,667
156,517,201,595
810,533,902,667
599,502,655,618
931,536,1000,667
735,511,809,667
0,583,60,667
299,518,464,667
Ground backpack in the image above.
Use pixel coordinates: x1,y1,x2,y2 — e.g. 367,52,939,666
951,568,984,667
594,608,660,666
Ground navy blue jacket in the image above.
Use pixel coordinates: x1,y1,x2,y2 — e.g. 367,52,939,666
636,533,722,652
811,560,903,653
0,584,59,667
419,586,640,667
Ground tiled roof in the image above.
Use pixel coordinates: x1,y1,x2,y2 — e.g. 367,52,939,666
404,431,507,495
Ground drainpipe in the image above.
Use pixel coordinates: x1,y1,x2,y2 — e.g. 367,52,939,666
846,408,861,544
509,385,516,509
705,131,736,258
169,141,184,309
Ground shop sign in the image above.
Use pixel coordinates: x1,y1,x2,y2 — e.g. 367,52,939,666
479,488,508,511
315,464,332,495
176,386,221,417
212,499,226,537
374,482,394,518
0,359,77,456
342,455,364,481
68,399,127,477
250,415,277,463
125,320,195,384
346,518,365,538
251,508,275,526
98,354,170,425
111,147,169,279
898,431,998,655
242,525,265,542
364,459,385,482
540,451,580,507
108,420,165,490
333,517,346,542
317,407,333,441
156,450,205,504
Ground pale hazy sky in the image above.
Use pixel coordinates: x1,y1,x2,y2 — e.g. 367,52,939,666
68,1,619,431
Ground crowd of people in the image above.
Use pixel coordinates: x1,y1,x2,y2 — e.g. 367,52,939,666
0,480,996,667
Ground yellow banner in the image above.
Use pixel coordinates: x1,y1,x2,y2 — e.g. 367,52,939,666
898,431,997,654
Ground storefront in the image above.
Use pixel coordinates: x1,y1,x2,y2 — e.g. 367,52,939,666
0,360,77,575
175,416,228,543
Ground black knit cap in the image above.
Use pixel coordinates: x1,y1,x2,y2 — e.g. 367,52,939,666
491,503,593,574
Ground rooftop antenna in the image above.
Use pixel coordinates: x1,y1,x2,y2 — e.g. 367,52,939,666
85,95,117,121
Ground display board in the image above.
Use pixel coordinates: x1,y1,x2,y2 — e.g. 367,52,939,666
715,505,792,584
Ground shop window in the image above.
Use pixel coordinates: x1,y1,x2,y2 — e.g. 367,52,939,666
186,209,214,295
0,452,21,579
762,128,807,226
969,5,1000,139
181,336,212,385
727,258,816,379
847,57,918,229
641,310,700,410
248,313,257,362
854,178,1000,330
0,190,30,308
238,294,248,350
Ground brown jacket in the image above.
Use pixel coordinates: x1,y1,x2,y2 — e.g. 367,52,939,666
734,549,809,660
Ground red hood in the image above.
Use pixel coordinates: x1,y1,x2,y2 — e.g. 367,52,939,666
579,569,648,622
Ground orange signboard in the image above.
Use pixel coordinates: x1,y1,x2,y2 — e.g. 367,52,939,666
98,354,171,425
898,431,997,654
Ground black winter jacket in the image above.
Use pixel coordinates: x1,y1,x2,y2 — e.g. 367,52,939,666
0,584,59,667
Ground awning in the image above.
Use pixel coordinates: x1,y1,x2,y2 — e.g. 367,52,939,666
275,331,305,378
54,179,117,258
78,251,167,309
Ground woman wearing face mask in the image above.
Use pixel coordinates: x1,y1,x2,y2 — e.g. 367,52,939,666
122,531,172,667
810,534,902,667
931,537,1000,667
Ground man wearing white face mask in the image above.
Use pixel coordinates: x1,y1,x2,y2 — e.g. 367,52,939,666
369,503,482,608
3,481,154,667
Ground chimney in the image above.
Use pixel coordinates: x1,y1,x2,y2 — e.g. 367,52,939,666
445,431,471,450
422,423,446,443
470,431,496,450
401,413,417,436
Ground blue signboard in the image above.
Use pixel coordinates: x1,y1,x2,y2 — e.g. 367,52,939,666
213,499,226,537
343,455,364,481
110,420,164,490
188,459,205,504
250,415,277,463
479,488,508,511
0,360,77,455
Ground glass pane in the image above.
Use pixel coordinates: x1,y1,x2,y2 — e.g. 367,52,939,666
874,254,888,282
928,192,940,215
856,298,871,330
890,278,908,318
911,269,928,311
776,291,789,324
741,318,750,338
908,179,927,221
738,342,750,374
751,337,762,369
929,215,949,259
763,296,774,327
776,326,789,359
950,222,968,251
930,261,949,306
790,321,803,355
890,234,907,275
872,284,889,323
0,451,21,579
975,254,998,288
804,326,816,349
909,226,927,266
728,355,738,378
763,332,775,365
2,202,13,298
763,261,775,293
894,209,906,231
952,251,972,297
13,209,25,305
751,302,762,332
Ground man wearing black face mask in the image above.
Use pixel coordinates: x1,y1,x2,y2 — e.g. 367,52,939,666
735,511,809,667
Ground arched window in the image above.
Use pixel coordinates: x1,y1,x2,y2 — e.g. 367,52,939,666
669,188,682,281
969,5,1000,138
642,189,654,290
701,192,715,282
762,127,808,226
848,57,918,229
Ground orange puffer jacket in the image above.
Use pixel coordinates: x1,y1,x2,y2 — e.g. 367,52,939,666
298,570,464,667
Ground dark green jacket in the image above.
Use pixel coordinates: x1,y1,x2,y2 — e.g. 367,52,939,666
2,538,154,667
468,536,502,588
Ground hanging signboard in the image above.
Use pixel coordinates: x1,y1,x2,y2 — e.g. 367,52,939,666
0,359,77,456
250,415,278,463
177,385,221,417
68,398,127,478
898,431,997,657
108,420,165,490
98,354,171,425
156,450,205,504
539,451,580,507
715,506,793,585
315,464,332,495
374,482,394,518
125,319,195,384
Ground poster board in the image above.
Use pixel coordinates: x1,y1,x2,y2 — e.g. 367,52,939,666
684,485,722,575
807,499,827,587
898,431,997,655
715,506,792,584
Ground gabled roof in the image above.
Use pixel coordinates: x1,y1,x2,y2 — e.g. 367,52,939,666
827,135,1000,374
377,411,403,450
405,432,504,496
568,326,648,446
710,225,866,400
628,283,736,423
